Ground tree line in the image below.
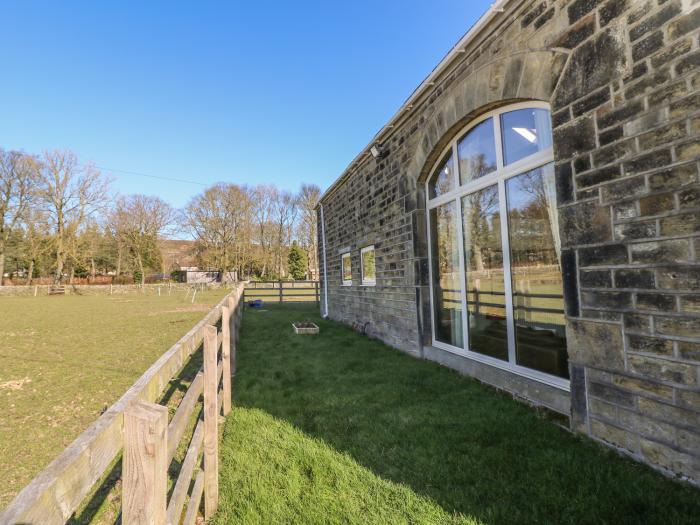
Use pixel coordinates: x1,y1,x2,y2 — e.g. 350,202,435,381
0,148,320,285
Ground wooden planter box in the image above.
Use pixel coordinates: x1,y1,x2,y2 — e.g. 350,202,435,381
292,322,319,335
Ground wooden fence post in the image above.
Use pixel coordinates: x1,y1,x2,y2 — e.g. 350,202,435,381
203,324,219,518
236,287,243,345
228,296,237,377
315,281,319,305
221,305,232,416
122,400,168,525
279,280,283,303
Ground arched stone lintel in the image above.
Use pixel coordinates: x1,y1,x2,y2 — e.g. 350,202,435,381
410,49,568,186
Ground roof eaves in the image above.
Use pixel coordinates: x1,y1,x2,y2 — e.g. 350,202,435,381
318,0,521,207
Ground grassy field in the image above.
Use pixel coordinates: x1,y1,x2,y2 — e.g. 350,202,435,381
216,304,700,525
0,288,227,509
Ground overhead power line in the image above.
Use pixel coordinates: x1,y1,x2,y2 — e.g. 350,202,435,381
90,165,207,186
4,145,209,187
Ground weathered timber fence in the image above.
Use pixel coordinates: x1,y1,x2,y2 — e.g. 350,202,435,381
0,284,245,525
442,288,565,328
0,282,228,297
243,280,320,303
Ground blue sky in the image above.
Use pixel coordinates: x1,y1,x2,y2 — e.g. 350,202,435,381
0,1,493,208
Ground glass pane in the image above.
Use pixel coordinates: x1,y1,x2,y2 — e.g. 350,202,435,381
430,201,463,348
506,164,568,379
342,254,352,283
428,152,455,199
462,185,508,360
501,108,552,165
458,118,497,185
362,249,376,284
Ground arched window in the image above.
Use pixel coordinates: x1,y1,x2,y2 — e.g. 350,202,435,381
426,102,568,386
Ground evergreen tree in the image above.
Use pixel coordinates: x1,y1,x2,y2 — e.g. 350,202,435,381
287,241,307,280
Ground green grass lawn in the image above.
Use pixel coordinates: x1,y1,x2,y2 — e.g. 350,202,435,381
216,304,700,525
0,288,227,509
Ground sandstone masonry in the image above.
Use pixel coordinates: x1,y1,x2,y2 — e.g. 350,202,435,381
319,0,700,482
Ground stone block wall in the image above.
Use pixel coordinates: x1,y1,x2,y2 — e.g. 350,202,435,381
319,0,700,481
318,154,423,355
549,0,700,481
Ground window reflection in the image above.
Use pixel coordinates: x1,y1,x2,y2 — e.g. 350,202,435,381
458,118,497,185
462,185,507,360
361,247,376,285
430,201,463,348
506,164,568,379
428,105,566,381
428,152,455,199
342,253,352,285
501,108,552,165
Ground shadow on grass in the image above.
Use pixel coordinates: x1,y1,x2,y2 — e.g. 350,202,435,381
227,303,700,525
216,407,483,524
67,346,205,525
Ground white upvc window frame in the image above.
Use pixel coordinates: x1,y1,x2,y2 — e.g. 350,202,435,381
360,245,376,287
341,252,352,286
425,101,569,392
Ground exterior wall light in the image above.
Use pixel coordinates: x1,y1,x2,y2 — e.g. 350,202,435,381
370,144,386,159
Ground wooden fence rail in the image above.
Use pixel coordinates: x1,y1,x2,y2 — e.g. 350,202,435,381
0,284,245,525
243,280,320,304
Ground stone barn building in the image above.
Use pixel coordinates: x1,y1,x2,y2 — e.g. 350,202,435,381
317,0,700,482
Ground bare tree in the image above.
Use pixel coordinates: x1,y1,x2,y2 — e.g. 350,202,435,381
105,215,128,278
36,150,109,284
272,191,298,277
20,208,50,285
251,185,277,278
297,184,320,279
184,183,252,278
0,149,36,285
111,194,175,285
75,221,104,282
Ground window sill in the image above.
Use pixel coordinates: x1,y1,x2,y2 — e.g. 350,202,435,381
430,340,570,392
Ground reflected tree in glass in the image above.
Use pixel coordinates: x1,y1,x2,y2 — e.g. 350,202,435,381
430,201,463,348
362,249,376,284
458,118,497,185
342,253,352,283
506,164,568,378
462,185,508,360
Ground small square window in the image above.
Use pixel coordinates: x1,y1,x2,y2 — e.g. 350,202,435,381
341,253,352,286
361,246,376,286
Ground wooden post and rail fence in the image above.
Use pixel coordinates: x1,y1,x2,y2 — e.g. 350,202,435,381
0,284,246,525
243,280,320,304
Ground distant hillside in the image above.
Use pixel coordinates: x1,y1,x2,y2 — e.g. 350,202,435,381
159,239,198,271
